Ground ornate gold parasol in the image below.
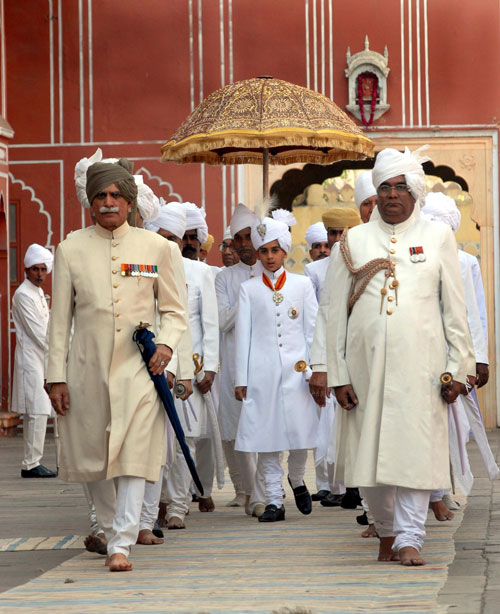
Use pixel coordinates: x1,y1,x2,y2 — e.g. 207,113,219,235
161,76,374,197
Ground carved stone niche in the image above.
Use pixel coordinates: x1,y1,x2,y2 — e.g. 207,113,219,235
345,36,390,124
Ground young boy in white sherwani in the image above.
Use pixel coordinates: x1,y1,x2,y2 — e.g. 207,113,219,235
234,216,319,522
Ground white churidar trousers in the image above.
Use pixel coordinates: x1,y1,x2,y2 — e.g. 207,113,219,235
140,467,164,531
22,414,48,470
161,438,195,521
258,449,308,507
429,489,449,502
87,476,146,557
222,439,256,496
195,438,215,498
362,485,431,552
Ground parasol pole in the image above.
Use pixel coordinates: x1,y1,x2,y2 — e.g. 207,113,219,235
263,147,269,199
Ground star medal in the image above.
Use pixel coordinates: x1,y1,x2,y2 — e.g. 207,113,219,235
262,271,287,304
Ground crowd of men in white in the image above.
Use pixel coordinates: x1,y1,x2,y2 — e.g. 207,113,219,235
11,145,498,572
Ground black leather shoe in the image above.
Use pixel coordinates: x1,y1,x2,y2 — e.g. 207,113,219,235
320,493,344,507
288,477,312,515
311,489,330,501
21,465,57,478
258,504,285,522
340,487,362,509
356,511,369,526
152,521,164,539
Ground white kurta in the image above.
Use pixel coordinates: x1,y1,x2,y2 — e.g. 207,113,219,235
459,250,488,364
235,268,319,453
304,257,330,301
327,213,475,491
11,279,52,416
175,258,219,438
47,222,187,483
463,251,488,343
215,260,263,440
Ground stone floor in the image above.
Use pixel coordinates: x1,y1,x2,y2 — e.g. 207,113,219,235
0,429,499,613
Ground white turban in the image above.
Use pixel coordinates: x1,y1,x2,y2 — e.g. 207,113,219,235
271,208,297,227
24,244,53,274
133,176,161,223
223,226,232,240
372,145,431,208
421,192,461,233
144,201,187,239
354,171,376,208
251,217,292,253
305,222,328,248
74,148,103,208
230,203,258,237
183,202,208,244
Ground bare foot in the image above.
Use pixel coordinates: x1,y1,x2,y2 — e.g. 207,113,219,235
136,529,164,545
198,496,215,512
378,536,400,562
157,502,167,527
84,533,107,555
430,500,454,521
361,523,379,538
108,553,133,572
399,546,425,566
167,516,186,530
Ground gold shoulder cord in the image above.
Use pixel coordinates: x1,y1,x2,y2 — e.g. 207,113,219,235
339,230,398,315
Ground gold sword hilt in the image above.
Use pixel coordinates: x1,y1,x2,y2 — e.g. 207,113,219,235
440,372,453,386
193,353,204,375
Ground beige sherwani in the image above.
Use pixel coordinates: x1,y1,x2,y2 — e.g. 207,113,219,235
47,222,187,483
327,212,475,491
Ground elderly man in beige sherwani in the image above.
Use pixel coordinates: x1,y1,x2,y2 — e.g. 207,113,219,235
327,146,475,567
47,159,187,572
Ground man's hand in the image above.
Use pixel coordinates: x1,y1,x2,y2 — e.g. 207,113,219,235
177,379,193,400
149,344,172,376
235,386,247,401
166,371,175,389
476,363,489,388
333,385,358,410
309,371,331,407
49,383,70,416
196,371,215,395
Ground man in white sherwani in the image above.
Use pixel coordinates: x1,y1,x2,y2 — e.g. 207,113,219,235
327,146,475,566
235,216,319,522
154,203,219,526
306,210,361,509
12,244,56,478
215,204,265,515
48,159,187,572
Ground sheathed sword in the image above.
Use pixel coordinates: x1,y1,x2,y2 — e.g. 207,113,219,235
193,353,225,490
132,323,204,495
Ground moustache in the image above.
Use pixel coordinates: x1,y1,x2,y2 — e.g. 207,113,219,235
99,206,120,213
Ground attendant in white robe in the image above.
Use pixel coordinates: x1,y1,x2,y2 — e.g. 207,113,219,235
215,204,265,515
327,146,475,566
12,244,56,478
235,217,319,522
306,210,361,508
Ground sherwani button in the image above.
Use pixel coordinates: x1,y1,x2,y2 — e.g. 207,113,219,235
391,237,397,243
390,249,396,254
114,298,119,303
112,256,118,261
386,309,393,315
112,270,117,274
387,296,394,302
115,313,120,318
116,328,121,332
113,283,118,288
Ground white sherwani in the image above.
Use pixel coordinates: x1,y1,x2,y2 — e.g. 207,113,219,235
215,260,263,440
304,257,330,301
327,213,475,491
463,252,488,342
235,267,319,453
175,258,219,437
47,222,187,483
11,279,52,415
